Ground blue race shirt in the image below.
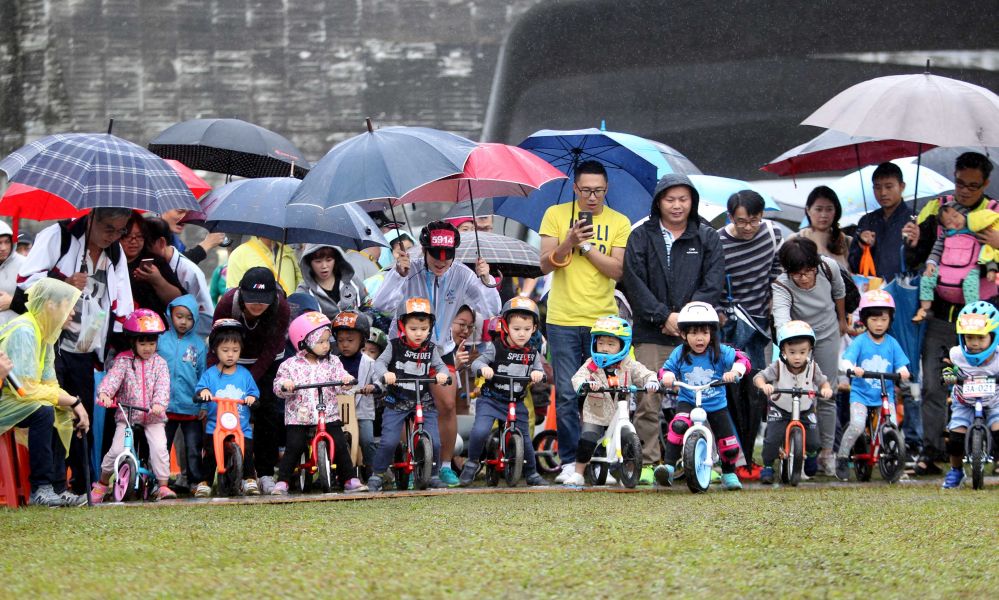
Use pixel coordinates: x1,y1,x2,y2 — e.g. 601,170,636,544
842,333,909,407
662,344,736,412
195,364,259,438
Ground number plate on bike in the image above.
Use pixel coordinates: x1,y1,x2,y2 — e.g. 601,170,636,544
962,378,995,398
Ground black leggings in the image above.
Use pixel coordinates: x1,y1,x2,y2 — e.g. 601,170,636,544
201,434,256,483
277,422,354,486
664,403,740,474
727,375,765,464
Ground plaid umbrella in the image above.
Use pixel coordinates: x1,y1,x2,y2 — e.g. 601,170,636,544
0,133,199,213
413,231,540,278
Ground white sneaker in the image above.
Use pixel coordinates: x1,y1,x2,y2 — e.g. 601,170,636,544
258,475,275,495
554,462,577,483
606,472,617,485
562,472,585,487
243,478,260,496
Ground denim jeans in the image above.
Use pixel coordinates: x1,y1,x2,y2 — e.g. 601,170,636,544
721,313,770,373
16,405,66,493
166,419,204,485
358,418,376,471
466,395,537,475
373,407,440,475
546,324,591,464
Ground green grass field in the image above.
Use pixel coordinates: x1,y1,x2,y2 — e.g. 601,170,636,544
1,485,996,598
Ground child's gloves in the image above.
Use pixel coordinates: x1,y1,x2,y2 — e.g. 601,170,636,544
644,380,660,393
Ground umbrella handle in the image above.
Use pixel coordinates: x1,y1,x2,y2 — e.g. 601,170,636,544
481,267,501,289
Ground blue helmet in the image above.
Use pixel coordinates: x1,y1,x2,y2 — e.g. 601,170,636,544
590,315,632,368
956,301,999,366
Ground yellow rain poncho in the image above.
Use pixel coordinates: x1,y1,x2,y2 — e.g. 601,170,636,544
0,279,82,452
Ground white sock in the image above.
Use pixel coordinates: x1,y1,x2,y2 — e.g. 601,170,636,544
441,461,452,471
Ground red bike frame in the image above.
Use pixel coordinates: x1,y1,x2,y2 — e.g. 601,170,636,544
290,381,350,482
849,371,900,469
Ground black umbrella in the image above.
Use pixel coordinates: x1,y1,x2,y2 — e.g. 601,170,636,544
148,118,310,179
920,146,999,199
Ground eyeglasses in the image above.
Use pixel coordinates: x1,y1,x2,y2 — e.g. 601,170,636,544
733,217,763,228
101,224,129,238
790,268,817,280
955,178,985,192
452,321,474,331
122,233,145,242
577,188,607,198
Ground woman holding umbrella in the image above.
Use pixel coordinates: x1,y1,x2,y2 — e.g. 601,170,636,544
0,279,91,506
371,220,500,486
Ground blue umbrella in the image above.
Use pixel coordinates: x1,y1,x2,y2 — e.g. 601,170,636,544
493,128,660,231
0,132,199,213
688,175,781,212
288,120,477,213
597,124,701,178
198,177,388,250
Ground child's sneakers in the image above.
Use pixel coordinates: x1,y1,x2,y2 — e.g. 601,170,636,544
344,478,367,492
157,485,177,500
653,464,674,487
835,457,851,481
639,464,656,486
458,461,479,487
258,475,276,495
90,482,109,504
525,472,547,486
58,490,88,506
803,455,818,477
271,481,289,496
562,471,585,487
243,478,259,496
194,482,212,498
554,462,577,484
438,466,460,487
759,466,775,485
721,473,743,490
428,476,449,489
367,474,384,492
942,467,965,489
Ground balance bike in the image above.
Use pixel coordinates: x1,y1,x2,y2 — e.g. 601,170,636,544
768,387,814,486
290,380,350,493
670,379,728,493
389,375,452,490
110,403,158,502
196,396,249,497
846,371,905,483
948,372,996,490
576,375,643,488
480,372,546,487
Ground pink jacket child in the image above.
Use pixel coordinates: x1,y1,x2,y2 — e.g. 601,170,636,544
273,352,352,426
91,308,174,502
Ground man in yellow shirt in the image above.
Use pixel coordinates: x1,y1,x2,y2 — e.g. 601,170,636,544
539,160,631,482
225,236,302,295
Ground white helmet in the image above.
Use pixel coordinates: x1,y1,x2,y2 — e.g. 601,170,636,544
676,301,719,329
0,221,11,238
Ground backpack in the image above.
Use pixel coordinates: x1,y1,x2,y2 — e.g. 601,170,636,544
819,262,860,315
935,198,999,304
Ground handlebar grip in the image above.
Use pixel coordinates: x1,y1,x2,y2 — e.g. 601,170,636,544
291,381,351,391
709,380,729,388
847,371,902,383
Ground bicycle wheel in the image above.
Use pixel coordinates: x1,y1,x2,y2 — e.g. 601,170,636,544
504,430,524,487
788,427,804,487
413,432,433,490
113,456,137,502
221,441,243,497
620,431,642,488
969,427,986,490
852,433,872,482
683,432,711,493
533,430,561,475
298,451,313,494
317,440,332,493
585,444,608,486
878,427,904,483
393,445,409,491
485,432,500,487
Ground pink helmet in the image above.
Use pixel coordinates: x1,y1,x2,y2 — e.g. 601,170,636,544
858,289,895,312
123,308,166,336
289,311,332,350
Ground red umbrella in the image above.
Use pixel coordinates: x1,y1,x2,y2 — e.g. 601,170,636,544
760,129,933,177
398,142,565,286
0,158,210,238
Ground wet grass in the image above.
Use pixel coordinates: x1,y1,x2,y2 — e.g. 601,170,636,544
1,485,996,598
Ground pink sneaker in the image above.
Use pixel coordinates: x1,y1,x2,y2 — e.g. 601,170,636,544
157,485,177,500
344,477,368,492
271,481,289,496
90,482,108,504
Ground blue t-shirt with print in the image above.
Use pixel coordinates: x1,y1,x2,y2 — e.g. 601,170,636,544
195,365,259,438
842,333,909,407
662,344,736,412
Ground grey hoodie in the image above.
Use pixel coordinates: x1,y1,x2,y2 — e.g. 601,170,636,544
296,244,366,319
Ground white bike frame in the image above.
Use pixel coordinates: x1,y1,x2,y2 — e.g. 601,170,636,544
671,380,722,471
589,392,638,469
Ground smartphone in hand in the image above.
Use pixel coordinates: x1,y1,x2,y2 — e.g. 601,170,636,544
577,210,593,230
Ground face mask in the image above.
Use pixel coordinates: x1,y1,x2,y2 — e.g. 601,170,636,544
377,249,393,270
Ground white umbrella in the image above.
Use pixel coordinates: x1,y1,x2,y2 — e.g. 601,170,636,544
801,70,999,148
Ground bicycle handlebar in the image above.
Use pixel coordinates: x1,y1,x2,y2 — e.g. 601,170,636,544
579,384,639,395
769,387,816,398
669,379,730,391
116,402,150,413
846,371,902,383
391,375,453,386
292,380,352,391
476,370,547,384
194,396,249,405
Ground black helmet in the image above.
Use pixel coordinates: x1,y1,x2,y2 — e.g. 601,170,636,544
419,220,460,261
